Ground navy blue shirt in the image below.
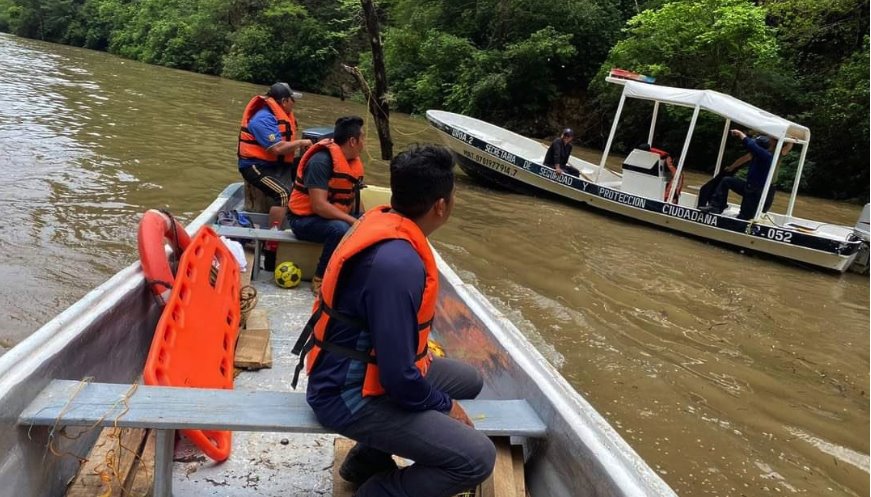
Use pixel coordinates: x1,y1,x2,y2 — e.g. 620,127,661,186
239,108,285,169
743,137,774,189
302,150,332,190
543,138,572,168
306,239,452,430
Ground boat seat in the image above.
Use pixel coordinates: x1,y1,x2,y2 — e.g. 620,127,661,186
20,380,546,497
213,222,320,281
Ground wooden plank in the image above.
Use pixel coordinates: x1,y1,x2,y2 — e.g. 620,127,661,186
22,381,546,437
333,437,357,497
65,427,147,497
511,444,526,497
234,329,272,369
333,437,413,497
244,308,269,332
333,436,486,497
263,339,273,367
121,430,155,497
479,437,516,497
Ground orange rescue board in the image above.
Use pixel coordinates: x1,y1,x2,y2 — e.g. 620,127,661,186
143,226,241,461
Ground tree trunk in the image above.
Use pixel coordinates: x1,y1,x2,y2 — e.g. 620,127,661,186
358,0,393,160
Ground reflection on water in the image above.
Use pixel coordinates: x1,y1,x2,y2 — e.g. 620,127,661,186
0,33,867,497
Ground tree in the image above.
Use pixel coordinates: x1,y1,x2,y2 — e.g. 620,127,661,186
359,0,392,159
804,37,870,200
586,0,794,162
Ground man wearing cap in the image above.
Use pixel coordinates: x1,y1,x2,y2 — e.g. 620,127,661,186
700,129,775,219
238,82,313,215
543,128,580,177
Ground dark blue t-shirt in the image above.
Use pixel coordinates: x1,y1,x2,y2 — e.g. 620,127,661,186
302,150,332,190
743,137,774,189
306,239,452,430
239,108,284,169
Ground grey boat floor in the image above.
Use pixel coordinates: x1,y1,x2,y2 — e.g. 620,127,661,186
171,274,336,496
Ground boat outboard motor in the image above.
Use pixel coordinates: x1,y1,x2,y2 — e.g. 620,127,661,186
622,149,666,199
849,203,870,274
302,127,334,142
854,203,870,241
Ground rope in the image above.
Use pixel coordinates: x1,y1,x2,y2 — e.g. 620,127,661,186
352,73,429,164
96,383,140,496
37,379,147,495
240,285,258,328
157,209,182,268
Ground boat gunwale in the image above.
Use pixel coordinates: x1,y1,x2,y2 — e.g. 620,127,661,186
434,248,678,496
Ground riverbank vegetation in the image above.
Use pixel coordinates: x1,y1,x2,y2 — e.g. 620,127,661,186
0,0,867,200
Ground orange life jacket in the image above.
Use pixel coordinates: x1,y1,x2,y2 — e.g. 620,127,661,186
289,139,365,216
237,95,299,164
650,147,684,202
290,207,437,397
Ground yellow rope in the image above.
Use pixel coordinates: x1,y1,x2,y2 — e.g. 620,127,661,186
41,379,148,495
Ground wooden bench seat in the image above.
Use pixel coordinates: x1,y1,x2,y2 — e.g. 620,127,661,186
20,380,546,497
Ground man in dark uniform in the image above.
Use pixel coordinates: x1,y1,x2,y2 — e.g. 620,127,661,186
700,130,775,219
543,128,580,176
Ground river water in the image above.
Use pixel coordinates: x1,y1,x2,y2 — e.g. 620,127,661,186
0,33,867,496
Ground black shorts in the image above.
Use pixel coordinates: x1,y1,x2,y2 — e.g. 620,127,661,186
239,162,296,206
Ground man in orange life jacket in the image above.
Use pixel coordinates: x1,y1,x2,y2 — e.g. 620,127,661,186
291,145,495,496
289,116,366,295
238,82,312,222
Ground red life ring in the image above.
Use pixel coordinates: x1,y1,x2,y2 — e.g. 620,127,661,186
137,209,191,305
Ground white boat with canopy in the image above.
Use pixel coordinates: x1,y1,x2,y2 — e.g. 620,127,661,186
427,74,869,273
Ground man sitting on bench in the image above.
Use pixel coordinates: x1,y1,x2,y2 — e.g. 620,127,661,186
288,116,366,295
292,144,496,497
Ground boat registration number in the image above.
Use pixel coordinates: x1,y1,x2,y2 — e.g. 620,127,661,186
764,228,793,243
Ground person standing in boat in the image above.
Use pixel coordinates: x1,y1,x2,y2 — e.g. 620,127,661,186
700,130,774,219
544,128,581,176
289,116,366,295
237,82,312,220
292,144,495,497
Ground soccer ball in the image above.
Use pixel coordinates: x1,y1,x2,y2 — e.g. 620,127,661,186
274,261,303,288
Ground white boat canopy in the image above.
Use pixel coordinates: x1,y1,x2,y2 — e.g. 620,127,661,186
602,76,812,218
613,78,810,143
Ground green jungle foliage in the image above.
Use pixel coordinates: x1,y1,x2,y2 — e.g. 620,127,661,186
1,0,867,200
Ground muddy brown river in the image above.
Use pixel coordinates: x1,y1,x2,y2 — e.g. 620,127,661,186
0,33,867,496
